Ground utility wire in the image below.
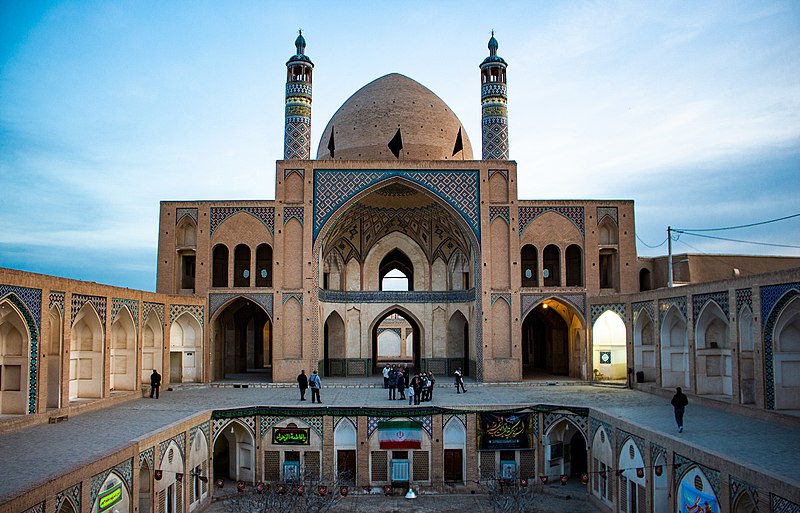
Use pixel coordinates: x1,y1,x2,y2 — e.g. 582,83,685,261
673,230,800,249
636,234,668,249
674,213,800,232
672,238,757,274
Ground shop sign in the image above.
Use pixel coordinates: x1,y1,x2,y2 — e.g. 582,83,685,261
272,427,310,445
98,482,123,512
478,412,534,450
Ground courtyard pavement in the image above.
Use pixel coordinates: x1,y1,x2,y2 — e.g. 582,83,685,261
1,378,799,506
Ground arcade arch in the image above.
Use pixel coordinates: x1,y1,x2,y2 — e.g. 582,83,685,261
618,438,646,513
0,299,30,414
188,429,209,509
545,418,587,480
633,310,656,383
676,465,719,513
70,303,104,400
521,299,585,378
447,311,470,376
372,307,420,372
591,426,613,505
212,298,272,381
110,307,137,391
156,442,184,513
660,306,688,389
772,295,800,410
334,419,357,484
592,310,627,381
738,306,755,404
695,302,731,397
170,312,202,382
443,418,466,483
46,305,63,409
323,311,345,376
213,420,255,483
652,452,668,513
139,459,152,513
142,312,163,386
91,471,130,513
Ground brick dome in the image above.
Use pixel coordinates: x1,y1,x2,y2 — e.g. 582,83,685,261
316,73,473,160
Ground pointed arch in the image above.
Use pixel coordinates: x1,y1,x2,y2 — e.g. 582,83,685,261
370,305,423,372
0,298,31,414
521,244,538,287
46,304,63,409
111,306,137,391
592,310,627,380
323,310,346,376
591,425,613,504
93,470,131,513
142,312,164,385
334,418,357,484
660,306,688,389
156,441,185,513
770,293,800,409
70,302,104,400
212,419,256,483
443,417,466,483
618,437,646,513
695,301,731,396
652,452,668,513
188,428,210,507
633,309,656,383
170,312,202,383
738,305,755,404
676,465,719,512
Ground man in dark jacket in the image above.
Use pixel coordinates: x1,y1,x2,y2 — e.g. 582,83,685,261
150,369,161,399
297,370,308,401
671,387,689,432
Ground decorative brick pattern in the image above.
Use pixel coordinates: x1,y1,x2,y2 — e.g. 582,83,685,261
176,208,198,224
650,442,667,466
209,293,272,320
210,206,275,236
488,206,510,224
55,483,81,513
632,301,655,323
736,288,753,314
169,304,205,328
488,168,508,180
371,451,388,482
139,446,155,470
259,416,285,439
48,290,65,316
90,458,133,509
543,412,588,440
313,169,480,241
111,297,139,327
730,476,759,512
491,293,511,306
761,283,800,409
318,289,474,304
143,301,164,324
264,451,280,481
659,296,687,323
282,292,303,305
159,433,187,464
413,451,430,482
590,417,612,440
21,503,43,513
591,303,627,326
304,450,321,481
0,285,41,328
283,206,305,225
596,206,618,225
615,430,645,460
70,294,106,326
771,494,800,513
521,293,586,319
189,420,211,448
519,206,585,236
300,416,324,439
284,119,311,160
284,168,305,179
479,452,496,479
482,118,509,160
519,450,536,479
692,291,729,328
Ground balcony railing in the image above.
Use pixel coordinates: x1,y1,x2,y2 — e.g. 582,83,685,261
317,289,476,303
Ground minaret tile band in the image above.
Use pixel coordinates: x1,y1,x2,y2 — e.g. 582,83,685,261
480,32,509,160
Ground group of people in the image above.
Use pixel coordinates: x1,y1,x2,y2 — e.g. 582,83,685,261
383,364,440,405
295,369,322,403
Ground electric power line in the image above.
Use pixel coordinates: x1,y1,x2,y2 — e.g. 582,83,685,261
673,230,800,249
636,234,668,249
674,213,800,232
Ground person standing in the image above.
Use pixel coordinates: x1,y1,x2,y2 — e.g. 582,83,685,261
407,381,415,405
382,364,390,389
454,367,467,393
309,370,322,404
297,370,308,401
149,369,161,399
388,367,397,400
427,371,436,401
397,371,406,400
671,387,688,432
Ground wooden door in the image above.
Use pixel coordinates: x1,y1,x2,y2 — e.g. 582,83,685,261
337,450,356,485
444,449,463,482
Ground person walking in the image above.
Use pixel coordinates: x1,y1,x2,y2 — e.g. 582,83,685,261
382,364,390,389
149,369,161,399
397,371,406,400
671,387,688,432
388,367,397,400
309,370,322,404
297,370,308,401
454,367,467,393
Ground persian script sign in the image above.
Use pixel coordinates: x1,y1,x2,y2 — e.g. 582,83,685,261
272,427,311,445
478,412,534,451
98,482,123,512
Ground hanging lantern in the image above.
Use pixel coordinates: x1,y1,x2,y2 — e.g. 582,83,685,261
297,485,305,495
636,468,644,479
383,485,392,496
236,481,246,493
600,470,607,479
540,475,548,484
215,479,224,489
340,486,349,497
655,465,663,477
154,470,163,481
520,478,528,487
560,475,568,485
255,483,265,494
276,484,286,494
581,473,589,485
319,485,328,496
176,473,183,483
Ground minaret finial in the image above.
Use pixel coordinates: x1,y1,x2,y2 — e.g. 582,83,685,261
480,33,508,160
285,33,313,160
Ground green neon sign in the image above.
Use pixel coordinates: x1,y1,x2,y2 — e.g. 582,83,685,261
98,482,123,512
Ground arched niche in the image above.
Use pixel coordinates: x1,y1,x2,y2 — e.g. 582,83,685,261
334,419,357,485
592,310,627,380
448,250,470,291
188,429,210,509
0,299,30,414
652,452,668,513
695,302,731,397
676,466,719,513
323,311,346,376
70,303,104,400
565,244,583,287
111,307,137,391
47,305,63,409
633,310,656,383
660,306,688,389
213,420,255,483
363,231,428,292
156,441,185,513
590,426,612,504
170,312,202,383
544,418,586,483
212,244,229,288
520,244,538,287
773,296,800,410
91,471,130,513
738,306,755,404
142,312,164,385
618,438,646,513
443,419,466,483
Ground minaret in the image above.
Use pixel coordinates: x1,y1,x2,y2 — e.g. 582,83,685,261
284,31,314,160
480,32,509,160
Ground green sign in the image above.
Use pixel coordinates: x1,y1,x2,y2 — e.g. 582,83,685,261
98,482,123,512
272,427,310,445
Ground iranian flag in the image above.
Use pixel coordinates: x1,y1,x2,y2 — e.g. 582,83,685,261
378,420,423,449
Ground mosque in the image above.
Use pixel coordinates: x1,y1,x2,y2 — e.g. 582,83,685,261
1,33,799,513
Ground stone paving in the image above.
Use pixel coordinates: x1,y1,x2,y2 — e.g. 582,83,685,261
1,378,800,506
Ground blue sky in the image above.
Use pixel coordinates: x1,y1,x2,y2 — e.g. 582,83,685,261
1,1,799,291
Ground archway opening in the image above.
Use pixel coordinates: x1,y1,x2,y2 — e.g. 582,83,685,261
212,421,255,484
138,462,152,513
213,298,272,382
0,299,30,414
592,310,627,382
47,305,63,410
372,309,420,373
545,419,587,480
380,249,413,291
323,311,345,377
447,311,470,377
521,302,570,377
